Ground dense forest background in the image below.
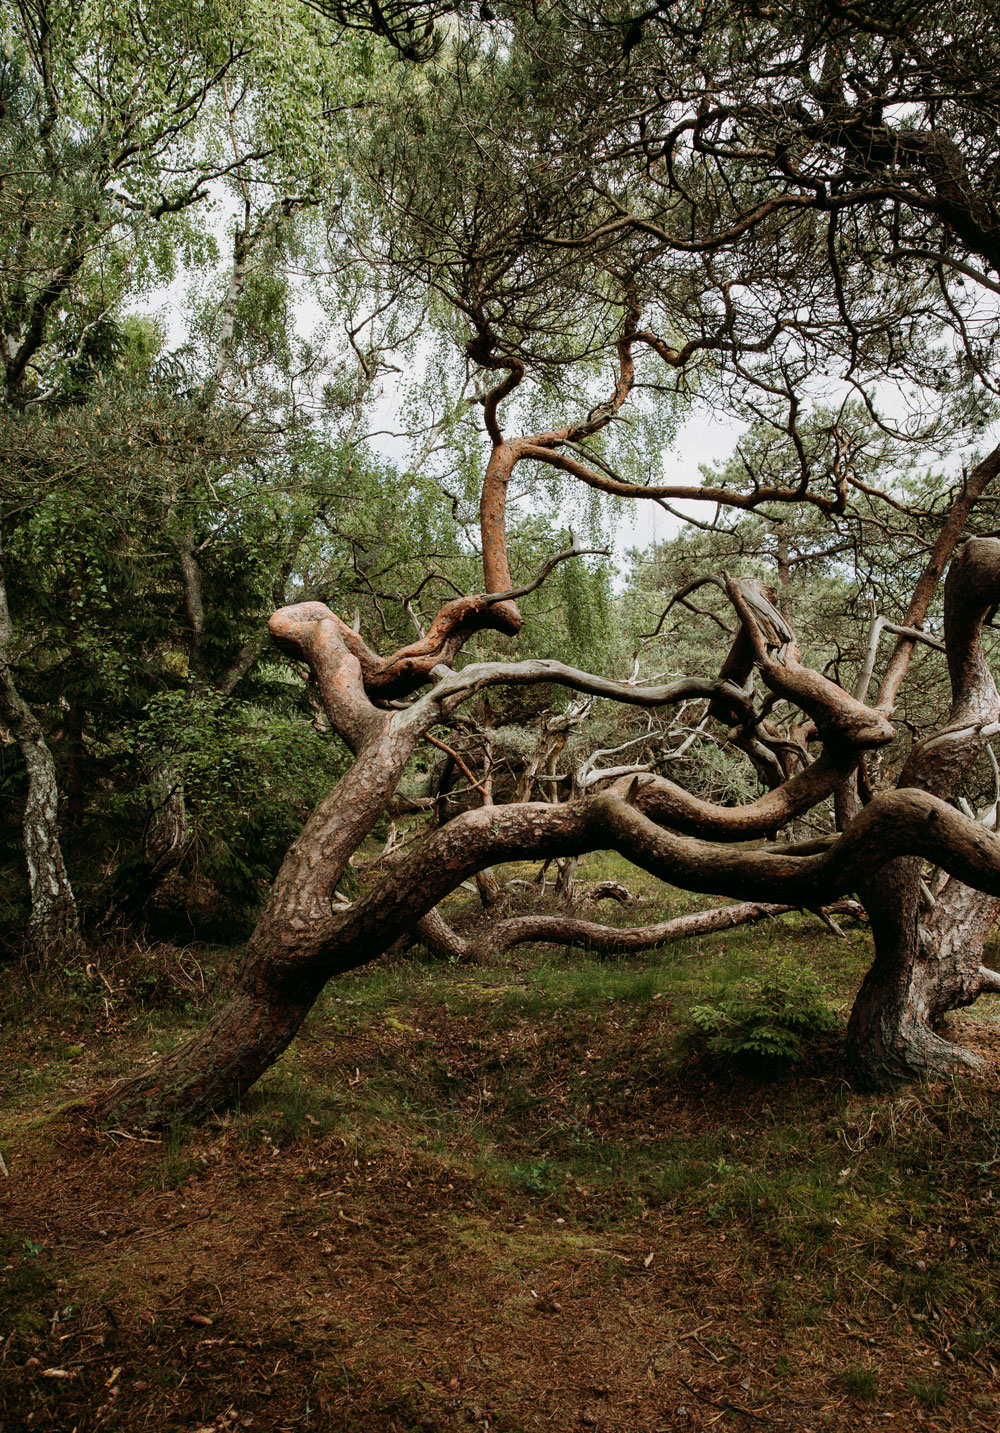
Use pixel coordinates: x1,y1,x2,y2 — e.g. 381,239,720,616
7,5,1000,1430
0,0,624,945
4,0,991,961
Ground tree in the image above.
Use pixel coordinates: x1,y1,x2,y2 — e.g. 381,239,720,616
0,0,396,946
344,0,1000,1087
71,0,1000,1122
91,372,1000,1129
0,264,597,943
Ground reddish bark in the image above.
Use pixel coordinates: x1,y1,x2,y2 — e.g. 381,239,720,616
725,575,894,751
89,318,1000,1127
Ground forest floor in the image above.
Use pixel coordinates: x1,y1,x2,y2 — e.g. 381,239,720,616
3,855,1000,1432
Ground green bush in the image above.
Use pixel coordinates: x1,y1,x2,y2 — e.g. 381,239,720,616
687,964,837,1067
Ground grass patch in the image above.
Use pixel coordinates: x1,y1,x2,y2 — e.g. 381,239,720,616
840,1363,878,1400
905,1374,949,1408
5,858,1000,1429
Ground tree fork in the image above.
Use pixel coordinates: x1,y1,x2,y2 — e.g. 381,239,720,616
847,537,1000,1087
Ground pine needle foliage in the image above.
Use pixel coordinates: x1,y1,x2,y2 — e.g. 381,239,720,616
688,964,837,1068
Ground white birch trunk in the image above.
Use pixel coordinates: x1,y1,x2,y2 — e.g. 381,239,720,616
0,540,78,952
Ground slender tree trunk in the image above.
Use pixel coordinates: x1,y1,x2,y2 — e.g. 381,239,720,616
554,855,579,901
63,704,86,828
0,678,80,954
474,726,502,907
145,759,194,873
0,542,78,955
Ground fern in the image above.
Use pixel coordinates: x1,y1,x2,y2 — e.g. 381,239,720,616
688,965,836,1067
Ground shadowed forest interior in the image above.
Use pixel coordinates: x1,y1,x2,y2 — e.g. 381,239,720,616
4,2,1000,1428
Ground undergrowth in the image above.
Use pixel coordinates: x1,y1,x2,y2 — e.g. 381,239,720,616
686,962,837,1066
4,854,1000,1429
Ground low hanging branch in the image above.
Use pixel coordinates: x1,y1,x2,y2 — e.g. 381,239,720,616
460,897,866,962
89,266,1000,1129
467,900,799,961
269,537,605,704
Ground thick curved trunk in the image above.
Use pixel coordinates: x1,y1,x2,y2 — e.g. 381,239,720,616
93,623,421,1126
847,859,967,1086
92,962,319,1128
847,536,1000,1086
847,868,1000,1087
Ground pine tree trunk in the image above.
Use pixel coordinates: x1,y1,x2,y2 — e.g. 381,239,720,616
848,858,959,1086
846,538,1000,1086
92,958,320,1128
94,681,425,1126
847,865,1000,1088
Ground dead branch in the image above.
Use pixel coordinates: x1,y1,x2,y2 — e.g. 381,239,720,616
424,732,489,799
468,901,798,960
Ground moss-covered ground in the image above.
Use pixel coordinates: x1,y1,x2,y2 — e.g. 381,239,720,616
3,854,1000,1430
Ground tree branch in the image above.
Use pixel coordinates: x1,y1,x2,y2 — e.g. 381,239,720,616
306,785,1000,983
469,900,797,960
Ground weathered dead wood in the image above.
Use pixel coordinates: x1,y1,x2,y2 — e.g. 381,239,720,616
468,901,797,960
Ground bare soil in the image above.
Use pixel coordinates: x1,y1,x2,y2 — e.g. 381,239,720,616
3,908,1000,1431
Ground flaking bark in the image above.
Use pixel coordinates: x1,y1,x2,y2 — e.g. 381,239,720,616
849,538,1000,1086
0,536,78,955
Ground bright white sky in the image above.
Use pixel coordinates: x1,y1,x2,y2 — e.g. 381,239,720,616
148,197,747,584
618,411,744,555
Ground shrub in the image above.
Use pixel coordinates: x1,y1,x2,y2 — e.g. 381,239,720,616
687,964,837,1067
